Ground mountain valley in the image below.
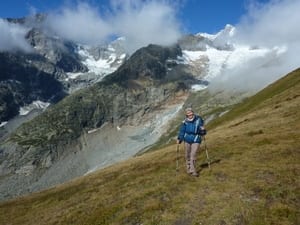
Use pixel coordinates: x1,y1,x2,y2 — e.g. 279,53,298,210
0,15,298,205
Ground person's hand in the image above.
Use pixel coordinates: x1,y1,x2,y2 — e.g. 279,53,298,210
200,127,207,136
176,139,182,144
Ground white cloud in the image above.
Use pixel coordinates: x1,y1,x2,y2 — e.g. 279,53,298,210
0,19,32,52
210,0,300,92
45,3,112,45
235,0,300,47
109,0,181,53
44,0,182,53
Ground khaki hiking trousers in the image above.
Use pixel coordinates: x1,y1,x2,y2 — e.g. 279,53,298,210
184,142,200,174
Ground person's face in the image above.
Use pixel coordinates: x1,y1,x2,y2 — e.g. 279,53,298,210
186,111,194,118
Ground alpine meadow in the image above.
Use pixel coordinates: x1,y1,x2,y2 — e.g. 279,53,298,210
1,1,300,224
0,68,299,225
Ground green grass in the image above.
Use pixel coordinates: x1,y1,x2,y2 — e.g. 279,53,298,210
0,68,299,225
207,68,300,130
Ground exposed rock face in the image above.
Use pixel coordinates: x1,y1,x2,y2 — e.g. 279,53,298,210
105,44,184,84
178,34,208,51
0,13,291,203
0,16,126,123
0,17,244,201
0,44,191,201
0,24,86,122
0,52,67,122
25,28,88,73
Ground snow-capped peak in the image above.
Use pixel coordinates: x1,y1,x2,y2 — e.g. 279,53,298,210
196,32,217,41
64,38,128,91
196,24,235,41
179,24,288,92
216,24,236,38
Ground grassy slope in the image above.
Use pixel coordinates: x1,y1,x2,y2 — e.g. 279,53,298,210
0,69,300,225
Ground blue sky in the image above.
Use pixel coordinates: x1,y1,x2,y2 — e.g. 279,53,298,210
0,0,299,95
1,0,299,57
0,0,269,34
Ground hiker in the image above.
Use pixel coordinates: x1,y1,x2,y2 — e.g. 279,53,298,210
176,107,206,176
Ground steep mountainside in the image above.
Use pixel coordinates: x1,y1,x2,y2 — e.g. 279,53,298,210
0,15,127,123
1,20,286,126
0,44,192,201
1,15,296,204
0,52,67,121
0,68,299,225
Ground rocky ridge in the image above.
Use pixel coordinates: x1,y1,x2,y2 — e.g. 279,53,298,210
0,44,193,200
0,16,287,201
0,15,128,124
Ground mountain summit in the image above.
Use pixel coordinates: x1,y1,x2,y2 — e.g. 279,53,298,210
0,15,296,201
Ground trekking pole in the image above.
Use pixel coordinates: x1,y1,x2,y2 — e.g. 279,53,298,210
176,144,179,173
203,136,211,169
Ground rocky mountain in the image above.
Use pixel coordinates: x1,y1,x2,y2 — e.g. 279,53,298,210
0,68,299,225
0,19,283,126
0,51,67,119
0,16,292,201
0,15,127,125
0,43,193,200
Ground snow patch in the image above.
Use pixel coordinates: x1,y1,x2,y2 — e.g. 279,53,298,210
196,24,235,41
65,72,82,80
0,121,8,127
191,84,207,91
182,45,276,82
77,46,120,76
84,54,116,74
19,100,50,116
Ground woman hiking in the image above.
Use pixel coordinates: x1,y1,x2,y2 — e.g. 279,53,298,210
176,107,206,177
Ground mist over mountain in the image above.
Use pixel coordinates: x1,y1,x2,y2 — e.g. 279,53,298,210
1,0,299,93
212,0,300,91
0,0,299,201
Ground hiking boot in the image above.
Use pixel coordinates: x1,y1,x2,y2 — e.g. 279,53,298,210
191,172,199,177
186,165,190,173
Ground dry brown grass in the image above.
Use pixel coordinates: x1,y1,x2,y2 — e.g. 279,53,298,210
0,69,300,225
